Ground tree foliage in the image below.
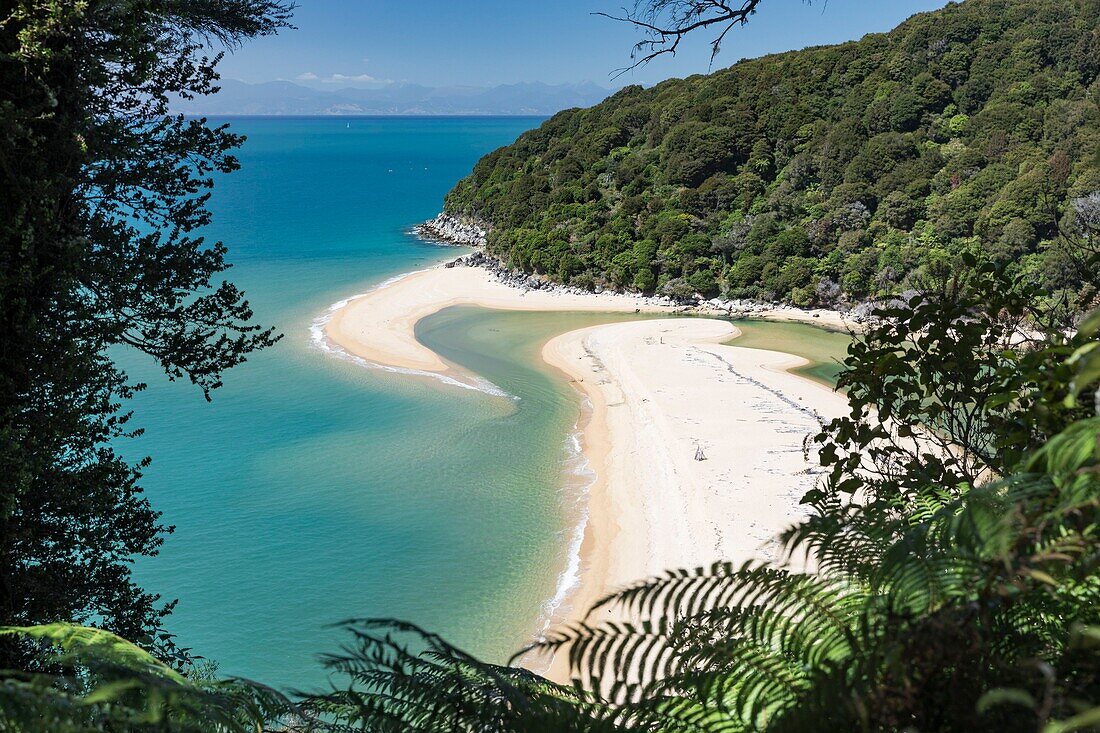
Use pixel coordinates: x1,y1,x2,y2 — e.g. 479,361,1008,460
7,1,1100,731
0,624,291,732
445,0,1100,308
0,0,289,669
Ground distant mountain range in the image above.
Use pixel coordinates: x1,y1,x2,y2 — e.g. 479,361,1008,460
172,79,616,116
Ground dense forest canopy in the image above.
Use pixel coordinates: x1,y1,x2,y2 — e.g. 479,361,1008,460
444,0,1100,308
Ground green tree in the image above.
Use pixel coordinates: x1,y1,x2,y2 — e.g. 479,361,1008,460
443,0,1100,308
0,0,290,669
8,271,1100,732
8,2,1100,731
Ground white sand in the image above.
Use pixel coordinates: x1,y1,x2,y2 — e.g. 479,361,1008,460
321,260,851,679
540,321,848,642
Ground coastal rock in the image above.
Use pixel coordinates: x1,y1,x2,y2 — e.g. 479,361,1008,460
444,251,858,327
414,213,489,247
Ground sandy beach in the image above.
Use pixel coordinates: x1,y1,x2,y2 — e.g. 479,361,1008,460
538,320,849,676
320,259,851,679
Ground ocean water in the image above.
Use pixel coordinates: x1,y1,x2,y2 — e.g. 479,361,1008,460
120,116,851,692
121,116,559,690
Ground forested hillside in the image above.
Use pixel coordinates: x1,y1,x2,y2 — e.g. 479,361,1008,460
444,0,1100,306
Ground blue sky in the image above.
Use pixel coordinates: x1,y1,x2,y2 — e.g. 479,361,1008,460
218,0,954,89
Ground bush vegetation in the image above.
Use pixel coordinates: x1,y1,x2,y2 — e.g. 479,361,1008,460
444,0,1100,308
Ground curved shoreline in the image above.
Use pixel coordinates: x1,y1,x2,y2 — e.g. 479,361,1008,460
319,258,851,681
321,258,850,377
310,268,516,398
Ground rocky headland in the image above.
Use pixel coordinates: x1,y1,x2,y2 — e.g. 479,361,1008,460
414,213,489,247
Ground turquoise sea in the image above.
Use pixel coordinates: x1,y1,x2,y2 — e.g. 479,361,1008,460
123,116,555,689
122,116,849,692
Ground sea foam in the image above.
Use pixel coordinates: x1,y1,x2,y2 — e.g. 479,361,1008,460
533,398,596,642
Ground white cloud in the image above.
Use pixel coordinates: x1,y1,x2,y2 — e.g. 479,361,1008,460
293,70,394,88
324,73,392,85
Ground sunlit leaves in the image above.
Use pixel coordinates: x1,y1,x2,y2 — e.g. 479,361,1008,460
0,624,292,732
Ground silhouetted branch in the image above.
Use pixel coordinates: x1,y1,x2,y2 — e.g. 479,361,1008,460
597,0,765,76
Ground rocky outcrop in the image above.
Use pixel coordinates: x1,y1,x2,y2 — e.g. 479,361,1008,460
446,251,555,291
414,213,489,247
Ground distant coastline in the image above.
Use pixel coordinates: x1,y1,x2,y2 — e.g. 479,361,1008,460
171,78,614,117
